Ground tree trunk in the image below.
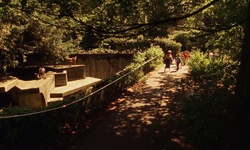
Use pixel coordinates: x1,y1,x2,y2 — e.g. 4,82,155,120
226,1,250,150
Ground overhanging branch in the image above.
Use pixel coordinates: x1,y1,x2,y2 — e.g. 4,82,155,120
84,0,220,35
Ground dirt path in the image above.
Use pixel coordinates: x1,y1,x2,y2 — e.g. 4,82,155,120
62,65,189,150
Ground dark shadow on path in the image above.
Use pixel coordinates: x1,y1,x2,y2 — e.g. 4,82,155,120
59,66,190,150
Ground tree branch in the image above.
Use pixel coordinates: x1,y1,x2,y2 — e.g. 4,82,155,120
86,0,220,35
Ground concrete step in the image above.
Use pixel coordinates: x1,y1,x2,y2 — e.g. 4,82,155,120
47,97,64,105
49,77,102,99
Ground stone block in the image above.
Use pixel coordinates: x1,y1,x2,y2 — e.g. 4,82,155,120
55,70,68,87
45,65,85,81
13,72,55,108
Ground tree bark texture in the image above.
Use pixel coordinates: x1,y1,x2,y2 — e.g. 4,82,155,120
226,1,250,150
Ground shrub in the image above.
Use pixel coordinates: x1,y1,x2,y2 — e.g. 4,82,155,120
187,50,210,82
153,37,182,56
100,36,151,52
124,45,164,84
172,31,193,51
180,49,239,150
1,20,73,67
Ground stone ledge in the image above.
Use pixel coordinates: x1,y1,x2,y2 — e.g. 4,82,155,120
50,77,102,98
11,72,55,108
0,76,18,93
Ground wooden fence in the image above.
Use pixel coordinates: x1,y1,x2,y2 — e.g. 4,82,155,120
75,53,134,79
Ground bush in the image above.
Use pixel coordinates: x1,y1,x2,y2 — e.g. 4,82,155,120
1,20,73,67
100,36,151,52
180,49,239,150
172,31,193,51
153,37,182,56
124,45,164,84
187,50,210,82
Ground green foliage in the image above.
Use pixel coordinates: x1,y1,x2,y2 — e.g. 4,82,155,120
145,46,164,68
187,50,210,82
184,0,247,54
180,49,239,150
1,0,247,68
205,26,243,60
100,36,151,52
122,45,164,85
127,45,163,68
125,51,148,84
0,106,34,116
0,0,248,148
154,37,182,56
0,17,75,67
182,92,233,150
188,49,238,86
1,0,190,50
171,31,193,51
187,0,248,31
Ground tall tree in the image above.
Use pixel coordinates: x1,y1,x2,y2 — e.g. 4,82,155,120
226,0,250,149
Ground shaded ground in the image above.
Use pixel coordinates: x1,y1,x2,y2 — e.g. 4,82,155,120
58,65,190,150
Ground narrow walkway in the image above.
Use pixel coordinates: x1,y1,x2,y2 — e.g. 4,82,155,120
63,65,189,150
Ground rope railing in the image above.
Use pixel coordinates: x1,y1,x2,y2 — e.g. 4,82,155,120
0,56,158,119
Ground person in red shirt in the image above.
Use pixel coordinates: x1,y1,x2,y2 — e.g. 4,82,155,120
183,51,189,65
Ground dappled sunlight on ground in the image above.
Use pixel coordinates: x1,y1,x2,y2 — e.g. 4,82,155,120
61,65,190,150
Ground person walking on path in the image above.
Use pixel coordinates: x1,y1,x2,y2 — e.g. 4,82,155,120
182,51,189,66
175,53,182,71
163,50,173,73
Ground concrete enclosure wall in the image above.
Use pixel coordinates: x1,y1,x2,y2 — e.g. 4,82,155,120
23,53,134,80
